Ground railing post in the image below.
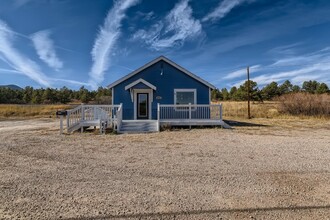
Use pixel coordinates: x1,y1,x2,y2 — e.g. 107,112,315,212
66,113,69,133
220,104,222,120
189,103,191,129
81,104,84,133
117,103,123,132
120,103,123,118
60,115,63,135
81,103,85,121
189,103,191,120
157,103,160,132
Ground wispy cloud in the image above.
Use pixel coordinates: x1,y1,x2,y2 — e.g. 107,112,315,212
202,0,253,22
270,47,330,68
252,64,330,86
0,20,50,87
49,78,91,87
132,0,202,50
89,0,139,89
186,3,330,64
135,11,155,21
31,30,63,70
231,47,330,87
0,67,22,74
223,65,260,80
268,42,303,56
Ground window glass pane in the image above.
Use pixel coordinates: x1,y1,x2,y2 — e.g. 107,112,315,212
138,94,147,117
176,91,194,105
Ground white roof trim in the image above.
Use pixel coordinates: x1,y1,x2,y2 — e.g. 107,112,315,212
107,56,216,89
124,78,156,90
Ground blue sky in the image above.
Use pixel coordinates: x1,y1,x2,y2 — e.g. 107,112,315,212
0,0,330,90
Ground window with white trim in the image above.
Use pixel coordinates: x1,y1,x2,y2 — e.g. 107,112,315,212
174,89,196,105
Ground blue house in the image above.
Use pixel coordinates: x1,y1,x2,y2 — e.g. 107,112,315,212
66,56,228,134
108,56,216,121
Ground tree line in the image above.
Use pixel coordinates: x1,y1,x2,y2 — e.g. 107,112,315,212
211,80,329,102
0,86,111,104
0,80,329,104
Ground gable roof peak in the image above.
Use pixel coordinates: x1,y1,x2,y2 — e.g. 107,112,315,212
107,56,215,89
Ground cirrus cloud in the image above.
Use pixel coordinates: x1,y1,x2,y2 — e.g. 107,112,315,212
88,0,140,89
132,0,202,51
31,30,63,70
0,20,50,87
202,0,254,22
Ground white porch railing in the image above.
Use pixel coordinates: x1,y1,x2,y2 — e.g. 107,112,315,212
66,104,121,132
158,104,222,121
66,105,83,130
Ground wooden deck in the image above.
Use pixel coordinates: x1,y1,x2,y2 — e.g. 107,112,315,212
160,119,231,128
65,104,230,134
157,103,231,129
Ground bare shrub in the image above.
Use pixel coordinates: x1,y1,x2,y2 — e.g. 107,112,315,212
278,93,330,116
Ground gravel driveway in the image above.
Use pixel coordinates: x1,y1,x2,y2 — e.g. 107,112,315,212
0,118,330,219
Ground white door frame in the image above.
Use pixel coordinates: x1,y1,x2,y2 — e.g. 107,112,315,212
133,89,153,120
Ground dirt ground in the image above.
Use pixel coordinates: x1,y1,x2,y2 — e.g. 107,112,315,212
0,118,330,220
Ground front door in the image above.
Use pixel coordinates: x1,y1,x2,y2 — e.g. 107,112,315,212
137,93,148,119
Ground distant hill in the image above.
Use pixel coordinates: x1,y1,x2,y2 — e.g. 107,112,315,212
0,84,23,90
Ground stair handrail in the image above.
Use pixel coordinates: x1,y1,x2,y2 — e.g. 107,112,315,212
66,104,121,133
66,104,83,132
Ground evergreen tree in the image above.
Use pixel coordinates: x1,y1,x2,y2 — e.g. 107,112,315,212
261,82,279,100
31,90,42,104
292,85,301,93
79,86,90,103
58,87,71,104
221,88,230,100
23,86,33,103
316,83,329,94
211,89,222,101
302,80,319,93
42,88,53,103
278,80,293,95
236,80,260,101
229,86,237,100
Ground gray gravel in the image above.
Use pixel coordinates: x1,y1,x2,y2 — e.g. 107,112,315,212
0,118,330,219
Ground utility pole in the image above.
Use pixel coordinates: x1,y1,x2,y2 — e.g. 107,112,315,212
247,66,251,119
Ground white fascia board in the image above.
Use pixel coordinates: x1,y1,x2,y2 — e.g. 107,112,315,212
124,78,157,90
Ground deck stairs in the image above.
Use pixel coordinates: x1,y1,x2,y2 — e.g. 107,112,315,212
119,120,158,133
67,118,111,134
66,104,121,134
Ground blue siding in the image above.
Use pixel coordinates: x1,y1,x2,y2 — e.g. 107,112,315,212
113,60,210,120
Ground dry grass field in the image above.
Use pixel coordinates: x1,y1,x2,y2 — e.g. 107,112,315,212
220,101,280,119
1,101,327,121
219,101,330,121
0,104,74,120
0,117,329,219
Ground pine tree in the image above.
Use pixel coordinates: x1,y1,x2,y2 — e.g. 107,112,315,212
316,83,329,94
302,80,319,93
